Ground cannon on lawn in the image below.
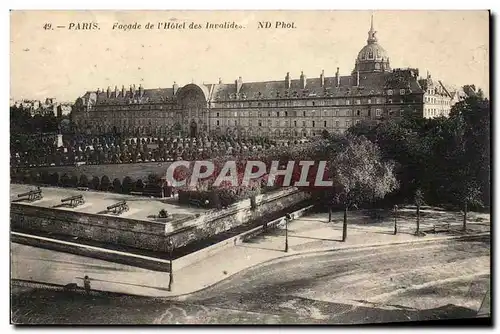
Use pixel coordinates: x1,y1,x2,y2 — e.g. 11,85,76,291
106,201,129,215
61,194,85,208
17,188,43,202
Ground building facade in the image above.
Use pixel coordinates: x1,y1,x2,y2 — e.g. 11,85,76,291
72,18,457,138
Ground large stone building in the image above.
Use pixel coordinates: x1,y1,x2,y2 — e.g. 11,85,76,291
72,18,458,138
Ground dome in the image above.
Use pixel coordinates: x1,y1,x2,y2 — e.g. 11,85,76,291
357,43,389,62
353,15,391,73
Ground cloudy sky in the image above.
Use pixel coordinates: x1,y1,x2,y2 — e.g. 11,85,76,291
10,10,489,102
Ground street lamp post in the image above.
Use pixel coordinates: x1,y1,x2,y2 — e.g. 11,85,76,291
284,213,291,252
393,205,398,235
166,238,174,291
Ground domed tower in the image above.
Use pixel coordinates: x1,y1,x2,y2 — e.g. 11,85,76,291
353,16,391,74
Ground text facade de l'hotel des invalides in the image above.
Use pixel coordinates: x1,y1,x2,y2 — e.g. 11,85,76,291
72,17,463,139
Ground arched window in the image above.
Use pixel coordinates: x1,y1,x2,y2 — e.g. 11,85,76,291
368,50,374,59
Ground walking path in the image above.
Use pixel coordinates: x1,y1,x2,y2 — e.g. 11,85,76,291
11,210,490,298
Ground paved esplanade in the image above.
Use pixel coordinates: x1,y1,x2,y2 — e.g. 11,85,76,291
12,209,490,298
12,235,490,324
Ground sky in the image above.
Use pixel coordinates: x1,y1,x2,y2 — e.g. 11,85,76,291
10,10,489,102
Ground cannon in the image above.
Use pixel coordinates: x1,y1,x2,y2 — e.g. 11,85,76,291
106,201,129,215
61,194,85,208
17,188,43,202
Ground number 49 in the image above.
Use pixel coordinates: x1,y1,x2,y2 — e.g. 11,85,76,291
43,23,52,30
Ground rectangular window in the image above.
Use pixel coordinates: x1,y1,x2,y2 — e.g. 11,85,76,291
277,111,280,117
302,121,306,127
345,120,351,127
294,120,297,127
335,121,340,127
258,120,262,127
376,109,382,117
355,120,361,125
324,120,327,127
346,100,351,105
216,120,220,126
367,98,372,104
400,89,405,95
216,112,220,117
312,121,316,127
355,99,361,105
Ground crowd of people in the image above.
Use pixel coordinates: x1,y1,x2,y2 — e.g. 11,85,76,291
11,133,310,168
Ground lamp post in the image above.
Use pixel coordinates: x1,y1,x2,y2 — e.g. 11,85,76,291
393,204,398,235
166,238,174,291
284,213,291,253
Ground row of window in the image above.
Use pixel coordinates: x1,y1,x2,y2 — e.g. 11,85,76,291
425,96,450,105
213,109,386,118
212,97,391,109
215,119,363,128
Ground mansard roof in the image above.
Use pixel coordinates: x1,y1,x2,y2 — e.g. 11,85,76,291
81,87,176,105
79,70,426,106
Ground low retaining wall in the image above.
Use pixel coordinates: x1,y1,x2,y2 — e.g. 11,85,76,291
11,204,169,252
11,232,171,272
166,188,310,249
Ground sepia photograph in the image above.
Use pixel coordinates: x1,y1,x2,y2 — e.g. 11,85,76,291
9,9,491,325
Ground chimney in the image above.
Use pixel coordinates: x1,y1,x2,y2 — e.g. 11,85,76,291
121,85,126,97
320,70,325,87
139,84,144,97
106,86,111,98
235,76,243,94
285,72,291,89
218,77,222,84
173,81,179,95
335,67,340,87
300,71,306,89
114,85,119,97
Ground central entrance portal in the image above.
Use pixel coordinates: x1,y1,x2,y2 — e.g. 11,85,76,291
176,84,209,137
190,121,198,138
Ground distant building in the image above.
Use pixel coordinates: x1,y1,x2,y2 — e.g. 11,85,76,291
11,97,72,118
72,17,464,137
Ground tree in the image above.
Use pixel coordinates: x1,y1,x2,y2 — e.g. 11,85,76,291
60,173,70,187
414,188,425,235
329,135,398,241
135,179,145,192
458,181,483,231
90,176,100,190
100,175,111,191
79,174,89,187
50,172,60,186
122,176,134,194
69,174,79,187
112,178,122,193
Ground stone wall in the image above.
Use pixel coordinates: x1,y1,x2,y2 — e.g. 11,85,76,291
10,204,169,251
11,187,310,253
166,188,310,249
